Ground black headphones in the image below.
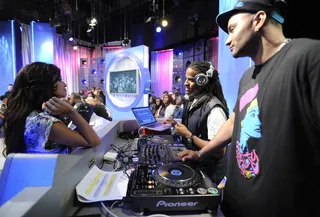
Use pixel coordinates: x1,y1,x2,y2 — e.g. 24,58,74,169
194,62,216,86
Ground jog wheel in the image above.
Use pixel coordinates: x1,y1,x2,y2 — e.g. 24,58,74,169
153,163,200,188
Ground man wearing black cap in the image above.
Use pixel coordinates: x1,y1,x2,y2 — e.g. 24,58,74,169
178,0,320,216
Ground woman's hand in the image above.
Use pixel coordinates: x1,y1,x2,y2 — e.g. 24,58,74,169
43,97,74,116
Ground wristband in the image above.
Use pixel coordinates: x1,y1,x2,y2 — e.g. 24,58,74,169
196,151,201,159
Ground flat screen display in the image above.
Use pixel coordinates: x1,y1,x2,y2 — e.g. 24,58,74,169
109,69,138,94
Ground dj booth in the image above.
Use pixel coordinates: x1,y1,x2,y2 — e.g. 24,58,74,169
0,120,224,217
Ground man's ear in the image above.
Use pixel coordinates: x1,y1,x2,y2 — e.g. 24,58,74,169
253,10,268,32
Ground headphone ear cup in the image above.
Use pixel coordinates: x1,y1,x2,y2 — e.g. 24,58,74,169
194,73,208,86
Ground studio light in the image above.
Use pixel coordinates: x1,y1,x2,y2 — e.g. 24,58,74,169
91,18,97,24
161,19,168,27
156,26,162,33
122,39,130,47
73,45,78,50
91,69,96,74
89,17,97,26
174,76,181,82
81,79,87,84
69,36,73,41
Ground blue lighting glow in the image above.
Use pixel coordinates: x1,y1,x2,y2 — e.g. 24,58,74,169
156,26,162,33
30,22,55,63
11,20,16,79
81,79,87,84
91,69,96,74
31,21,35,62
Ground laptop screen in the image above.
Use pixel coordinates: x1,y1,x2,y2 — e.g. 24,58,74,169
131,107,157,127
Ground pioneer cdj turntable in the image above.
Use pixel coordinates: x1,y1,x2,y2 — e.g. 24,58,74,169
126,135,221,215
137,135,187,164
127,162,221,215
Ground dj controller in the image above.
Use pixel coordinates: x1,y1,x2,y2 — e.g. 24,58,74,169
126,135,222,215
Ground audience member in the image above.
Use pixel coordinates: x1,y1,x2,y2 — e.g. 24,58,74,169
154,97,165,118
86,96,112,121
74,102,111,139
0,95,8,128
4,84,12,98
162,93,176,119
173,95,185,119
149,95,157,115
69,92,82,106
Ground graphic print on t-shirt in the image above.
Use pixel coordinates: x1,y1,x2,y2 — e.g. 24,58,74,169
236,83,261,179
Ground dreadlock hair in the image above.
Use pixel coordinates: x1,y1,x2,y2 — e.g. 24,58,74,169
188,61,229,117
3,62,61,156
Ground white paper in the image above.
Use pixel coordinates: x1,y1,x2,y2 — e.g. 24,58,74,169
76,165,129,203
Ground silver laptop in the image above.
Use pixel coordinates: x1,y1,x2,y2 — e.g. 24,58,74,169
131,107,172,131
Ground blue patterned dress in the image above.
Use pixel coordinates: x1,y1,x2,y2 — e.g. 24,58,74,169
24,111,68,154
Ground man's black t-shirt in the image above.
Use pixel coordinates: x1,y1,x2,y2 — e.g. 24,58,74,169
222,38,320,217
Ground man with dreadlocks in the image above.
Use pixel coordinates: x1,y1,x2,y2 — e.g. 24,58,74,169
167,61,229,184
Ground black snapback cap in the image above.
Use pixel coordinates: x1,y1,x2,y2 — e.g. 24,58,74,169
216,0,288,33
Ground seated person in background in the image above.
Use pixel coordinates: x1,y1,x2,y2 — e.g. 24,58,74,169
2,62,100,156
94,88,106,104
173,95,185,119
96,96,112,121
162,93,176,119
74,103,111,139
149,95,157,115
4,84,13,98
81,94,88,103
154,97,165,118
86,96,112,121
69,92,82,106
0,95,8,128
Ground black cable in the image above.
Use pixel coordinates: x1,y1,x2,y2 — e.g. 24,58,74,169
99,159,105,169
71,203,85,217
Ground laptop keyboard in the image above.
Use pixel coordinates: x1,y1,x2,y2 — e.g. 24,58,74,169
147,122,163,128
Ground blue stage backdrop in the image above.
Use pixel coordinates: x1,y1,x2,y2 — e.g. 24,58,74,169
218,0,253,114
31,22,55,64
0,21,16,97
